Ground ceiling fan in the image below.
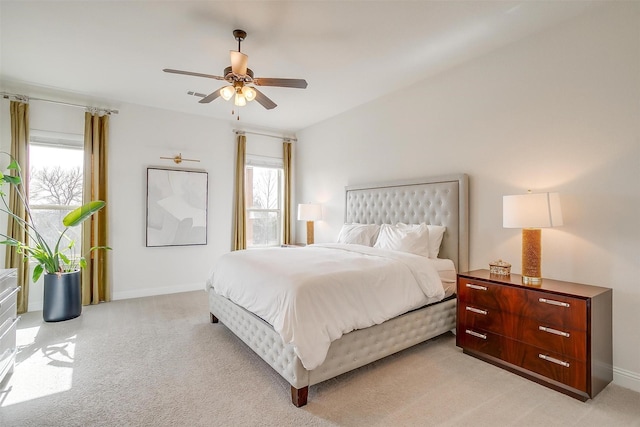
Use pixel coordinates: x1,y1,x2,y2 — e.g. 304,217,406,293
163,29,308,110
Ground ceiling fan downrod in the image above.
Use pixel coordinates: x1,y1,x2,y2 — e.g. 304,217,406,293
233,29,247,52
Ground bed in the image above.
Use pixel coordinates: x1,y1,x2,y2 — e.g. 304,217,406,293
207,174,469,406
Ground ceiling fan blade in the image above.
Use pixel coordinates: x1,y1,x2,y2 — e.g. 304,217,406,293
253,77,308,89
187,91,208,98
163,68,225,80
197,87,226,104
253,88,277,110
230,51,248,75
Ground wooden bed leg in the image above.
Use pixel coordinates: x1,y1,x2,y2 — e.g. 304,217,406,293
291,386,308,407
210,313,219,323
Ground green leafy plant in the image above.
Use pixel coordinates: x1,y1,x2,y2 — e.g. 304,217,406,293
0,155,109,282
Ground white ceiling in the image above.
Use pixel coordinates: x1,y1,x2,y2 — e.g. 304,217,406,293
0,1,600,133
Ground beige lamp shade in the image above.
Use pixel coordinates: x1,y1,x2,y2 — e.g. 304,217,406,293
503,192,563,285
297,203,322,221
503,192,563,228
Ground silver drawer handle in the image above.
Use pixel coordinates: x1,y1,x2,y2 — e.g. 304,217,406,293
0,286,20,308
466,306,488,315
539,326,570,338
0,316,19,341
538,297,570,308
539,354,570,368
465,329,487,340
466,283,488,291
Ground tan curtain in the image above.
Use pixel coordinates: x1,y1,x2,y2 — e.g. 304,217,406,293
282,141,292,245
5,101,30,314
232,134,247,250
81,112,110,305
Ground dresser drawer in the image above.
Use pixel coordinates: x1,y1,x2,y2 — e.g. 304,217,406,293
0,301,17,333
0,316,19,378
0,271,17,296
0,287,19,326
520,289,586,331
458,327,587,392
520,342,587,392
457,277,586,330
519,317,586,361
458,304,587,361
458,277,522,312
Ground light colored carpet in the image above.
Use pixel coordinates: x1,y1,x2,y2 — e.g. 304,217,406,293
1,290,638,427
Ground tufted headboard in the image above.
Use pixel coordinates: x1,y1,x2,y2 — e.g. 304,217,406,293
344,174,469,272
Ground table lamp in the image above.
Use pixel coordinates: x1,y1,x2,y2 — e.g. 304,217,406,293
297,203,322,245
503,191,563,285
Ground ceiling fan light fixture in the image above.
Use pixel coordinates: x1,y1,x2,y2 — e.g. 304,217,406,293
234,93,247,107
220,86,234,101
242,86,257,102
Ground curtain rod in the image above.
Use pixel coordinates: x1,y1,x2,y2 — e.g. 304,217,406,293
1,92,119,115
233,129,297,142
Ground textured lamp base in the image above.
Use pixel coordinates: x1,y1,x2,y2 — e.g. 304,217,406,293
522,228,542,285
306,221,314,245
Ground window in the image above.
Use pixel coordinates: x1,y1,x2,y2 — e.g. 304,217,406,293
28,130,84,252
245,155,283,248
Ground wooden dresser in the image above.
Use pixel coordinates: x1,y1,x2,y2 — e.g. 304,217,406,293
456,269,612,401
0,269,19,385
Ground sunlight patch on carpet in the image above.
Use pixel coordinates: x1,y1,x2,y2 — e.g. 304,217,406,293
1,327,76,407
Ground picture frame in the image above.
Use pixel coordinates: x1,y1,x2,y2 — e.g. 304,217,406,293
146,167,208,247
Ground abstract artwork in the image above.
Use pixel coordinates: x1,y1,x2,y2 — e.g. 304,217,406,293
146,168,208,247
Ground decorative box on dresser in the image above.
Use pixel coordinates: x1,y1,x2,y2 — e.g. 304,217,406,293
0,269,19,384
456,269,612,401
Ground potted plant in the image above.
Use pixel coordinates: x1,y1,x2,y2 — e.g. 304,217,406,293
0,156,108,322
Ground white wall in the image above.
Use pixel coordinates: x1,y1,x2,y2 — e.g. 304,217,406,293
109,103,235,300
295,3,640,392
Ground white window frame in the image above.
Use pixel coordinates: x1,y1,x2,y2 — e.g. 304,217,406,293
28,130,84,252
245,154,284,248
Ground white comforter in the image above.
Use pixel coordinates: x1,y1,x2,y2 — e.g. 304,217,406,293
207,243,445,370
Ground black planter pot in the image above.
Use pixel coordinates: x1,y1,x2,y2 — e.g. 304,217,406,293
43,270,82,322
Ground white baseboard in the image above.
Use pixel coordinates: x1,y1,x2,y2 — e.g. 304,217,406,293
614,366,640,393
112,282,205,301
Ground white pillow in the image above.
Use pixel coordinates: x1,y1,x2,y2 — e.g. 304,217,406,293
337,223,380,246
427,225,446,258
397,223,446,258
374,223,430,257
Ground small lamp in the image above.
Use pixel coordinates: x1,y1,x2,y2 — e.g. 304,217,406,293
503,192,563,285
297,203,322,245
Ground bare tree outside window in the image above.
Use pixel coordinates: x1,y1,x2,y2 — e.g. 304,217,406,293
30,166,83,205
252,168,279,210
28,143,84,252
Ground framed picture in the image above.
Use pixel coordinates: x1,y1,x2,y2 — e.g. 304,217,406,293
146,167,208,247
